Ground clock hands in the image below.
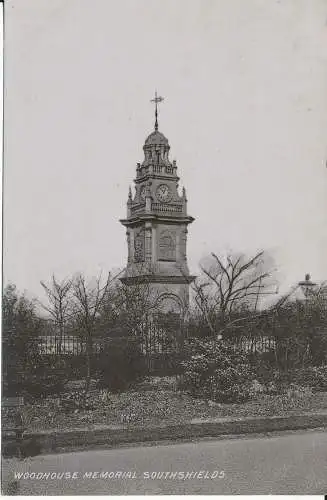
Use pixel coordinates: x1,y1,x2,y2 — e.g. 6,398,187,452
156,184,171,202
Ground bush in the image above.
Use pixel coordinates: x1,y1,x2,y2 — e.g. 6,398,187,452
180,339,255,403
3,355,69,400
95,337,147,392
59,390,95,413
257,366,327,395
293,366,327,392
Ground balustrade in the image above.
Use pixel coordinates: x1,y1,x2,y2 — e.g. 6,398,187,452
136,163,177,177
151,202,183,213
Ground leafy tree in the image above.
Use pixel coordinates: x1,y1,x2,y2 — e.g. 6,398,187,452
2,284,68,398
271,287,327,370
2,284,41,396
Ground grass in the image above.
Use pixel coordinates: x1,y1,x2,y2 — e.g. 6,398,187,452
20,377,327,433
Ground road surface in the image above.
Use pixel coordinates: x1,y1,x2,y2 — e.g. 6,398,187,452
2,430,327,495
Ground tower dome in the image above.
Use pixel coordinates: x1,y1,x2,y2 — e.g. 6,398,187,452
144,130,169,146
143,128,170,165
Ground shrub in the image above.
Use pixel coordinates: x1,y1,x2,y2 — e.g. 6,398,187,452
95,337,147,392
260,366,327,395
180,339,255,403
59,390,94,413
3,355,69,400
249,350,277,378
293,366,327,392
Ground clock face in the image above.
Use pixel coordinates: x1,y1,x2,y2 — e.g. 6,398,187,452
140,185,146,201
156,184,172,202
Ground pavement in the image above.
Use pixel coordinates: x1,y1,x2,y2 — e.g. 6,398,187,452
2,429,327,495
3,409,327,457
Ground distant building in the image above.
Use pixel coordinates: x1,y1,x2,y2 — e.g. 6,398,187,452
275,274,327,306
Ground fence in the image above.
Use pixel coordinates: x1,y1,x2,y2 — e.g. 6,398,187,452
138,321,185,354
37,335,103,355
232,335,276,354
36,317,185,375
37,328,277,359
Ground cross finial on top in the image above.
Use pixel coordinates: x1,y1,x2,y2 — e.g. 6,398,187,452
150,91,164,131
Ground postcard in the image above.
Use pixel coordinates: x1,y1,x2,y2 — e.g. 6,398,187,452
2,0,327,495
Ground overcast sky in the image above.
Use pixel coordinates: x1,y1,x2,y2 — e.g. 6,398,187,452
4,0,327,299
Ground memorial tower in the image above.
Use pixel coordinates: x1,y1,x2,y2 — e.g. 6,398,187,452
119,94,195,316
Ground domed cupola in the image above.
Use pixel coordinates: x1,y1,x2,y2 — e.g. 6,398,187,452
142,92,171,166
143,129,171,166
144,130,169,146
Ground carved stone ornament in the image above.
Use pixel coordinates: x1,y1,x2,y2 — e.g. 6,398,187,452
134,230,145,262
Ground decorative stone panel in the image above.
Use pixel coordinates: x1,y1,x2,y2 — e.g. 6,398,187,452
158,230,176,261
134,229,145,262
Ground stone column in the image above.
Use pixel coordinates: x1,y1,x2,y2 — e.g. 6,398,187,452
152,224,157,271
181,226,188,261
145,182,152,212
176,228,181,264
126,230,131,263
130,229,135,261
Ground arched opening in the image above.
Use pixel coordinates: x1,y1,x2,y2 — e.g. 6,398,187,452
157,293,183,316
141,293,186,373
154,294,185,347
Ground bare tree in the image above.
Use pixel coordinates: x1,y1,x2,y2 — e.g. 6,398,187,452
40,275,72,354
192,250,277,338
71,271,115,395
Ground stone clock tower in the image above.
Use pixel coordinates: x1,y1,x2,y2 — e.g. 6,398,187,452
119,95,195,316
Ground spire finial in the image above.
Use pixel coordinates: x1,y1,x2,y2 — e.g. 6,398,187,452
150,91,164,131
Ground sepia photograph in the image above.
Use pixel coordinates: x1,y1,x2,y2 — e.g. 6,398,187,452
1,0,327,495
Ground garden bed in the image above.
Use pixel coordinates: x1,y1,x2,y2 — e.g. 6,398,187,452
21,378,327,433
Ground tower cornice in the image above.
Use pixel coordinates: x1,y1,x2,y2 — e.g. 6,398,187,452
134,174,180,184
120,214,195,227
120,274,196,285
